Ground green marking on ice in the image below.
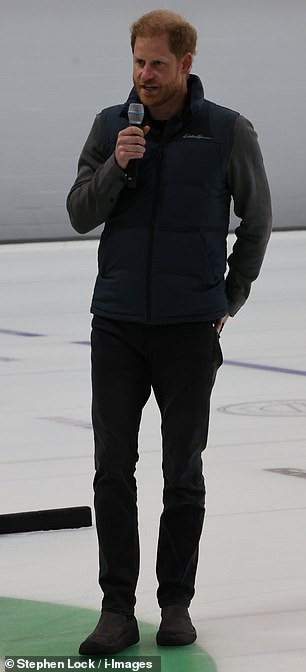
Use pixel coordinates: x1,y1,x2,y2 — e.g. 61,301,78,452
0,597,217,671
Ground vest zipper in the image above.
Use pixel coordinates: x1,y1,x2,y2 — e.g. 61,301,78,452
146,147,163,323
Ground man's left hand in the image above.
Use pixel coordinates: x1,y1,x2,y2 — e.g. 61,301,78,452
215,314,229,334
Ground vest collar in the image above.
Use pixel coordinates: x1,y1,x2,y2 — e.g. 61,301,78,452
120,74,205,123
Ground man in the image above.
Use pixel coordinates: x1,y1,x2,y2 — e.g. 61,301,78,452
67,9,272,655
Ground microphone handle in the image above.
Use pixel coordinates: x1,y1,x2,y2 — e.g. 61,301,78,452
127,121,142,189
127,157,139,189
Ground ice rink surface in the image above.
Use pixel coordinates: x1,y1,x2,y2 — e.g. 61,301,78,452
1,231,306,671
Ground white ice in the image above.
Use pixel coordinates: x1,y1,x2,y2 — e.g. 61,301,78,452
1,231,306,671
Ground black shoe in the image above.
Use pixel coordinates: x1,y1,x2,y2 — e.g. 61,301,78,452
156,605,197,646
79,611,139,655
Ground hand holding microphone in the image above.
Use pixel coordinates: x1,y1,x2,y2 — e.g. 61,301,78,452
115,103,150,186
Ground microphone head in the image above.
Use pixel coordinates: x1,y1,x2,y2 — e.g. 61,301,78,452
128,103,144,126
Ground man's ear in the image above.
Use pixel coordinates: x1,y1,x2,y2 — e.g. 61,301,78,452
181,52,193,75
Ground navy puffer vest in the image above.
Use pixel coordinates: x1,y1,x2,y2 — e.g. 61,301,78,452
91,75,239,324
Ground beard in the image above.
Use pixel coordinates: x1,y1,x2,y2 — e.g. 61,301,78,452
133,73,182,109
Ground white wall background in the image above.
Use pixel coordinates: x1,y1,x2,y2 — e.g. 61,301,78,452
0,0,305,241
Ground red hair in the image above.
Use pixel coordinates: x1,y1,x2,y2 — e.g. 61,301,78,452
130,10,197,58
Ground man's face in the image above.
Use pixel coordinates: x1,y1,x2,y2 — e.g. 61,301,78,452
133,34,190,113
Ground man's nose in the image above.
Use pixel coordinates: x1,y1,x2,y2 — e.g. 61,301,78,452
140,63,154,80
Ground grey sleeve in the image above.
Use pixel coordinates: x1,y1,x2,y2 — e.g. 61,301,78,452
66,115,127,234
226,115,272,316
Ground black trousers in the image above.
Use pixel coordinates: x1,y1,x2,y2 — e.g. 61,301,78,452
91,315,223,615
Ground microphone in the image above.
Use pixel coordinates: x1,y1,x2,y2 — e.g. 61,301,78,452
128,102,144,126
127,103,145,188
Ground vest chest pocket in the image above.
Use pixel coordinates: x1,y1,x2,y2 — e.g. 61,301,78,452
162,137,222,188
158,139,226,231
